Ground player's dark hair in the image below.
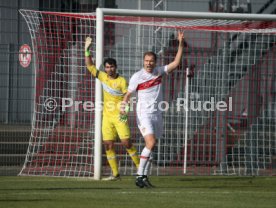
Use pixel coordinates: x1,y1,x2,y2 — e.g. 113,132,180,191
143,51,157,62
104,58,117,68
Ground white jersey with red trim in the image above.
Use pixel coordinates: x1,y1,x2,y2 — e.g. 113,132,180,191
128,66,168,116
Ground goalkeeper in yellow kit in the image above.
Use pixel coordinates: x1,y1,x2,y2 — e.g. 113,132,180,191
84,37,139,180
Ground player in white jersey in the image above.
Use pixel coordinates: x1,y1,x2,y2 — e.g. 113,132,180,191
121,31,185,188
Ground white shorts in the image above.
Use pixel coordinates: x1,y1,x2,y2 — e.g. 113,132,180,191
137,114,163,138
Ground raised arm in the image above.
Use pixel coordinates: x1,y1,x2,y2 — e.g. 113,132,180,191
167,31,185,73
85,37,94,66
85,37,98,77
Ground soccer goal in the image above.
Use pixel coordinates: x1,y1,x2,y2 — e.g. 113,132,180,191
19,8,276,178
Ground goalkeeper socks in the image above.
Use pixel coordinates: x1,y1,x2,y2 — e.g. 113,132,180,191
106,149,119,176
137,147,151,176
143,152,153,176
126,146,140,169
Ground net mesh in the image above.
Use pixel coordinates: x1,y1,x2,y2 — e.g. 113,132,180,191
19,10,276,177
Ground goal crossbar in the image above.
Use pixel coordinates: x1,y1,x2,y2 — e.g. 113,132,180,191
18,8,276,179
94,8,276,180
99,8,276,21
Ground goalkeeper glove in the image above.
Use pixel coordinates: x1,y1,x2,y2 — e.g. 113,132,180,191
85,37,92,56
119,105,130,123
119,114,128,123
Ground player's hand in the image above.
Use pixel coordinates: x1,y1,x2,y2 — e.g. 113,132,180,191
177,31,184,46
119,101,128,115
85,37,92,51
119,114,128,123
119,103,130,122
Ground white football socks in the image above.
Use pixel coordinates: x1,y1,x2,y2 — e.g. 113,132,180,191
137,147,152,176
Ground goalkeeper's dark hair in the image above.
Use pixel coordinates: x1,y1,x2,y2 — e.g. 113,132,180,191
143,51,157,62
104,58,117,68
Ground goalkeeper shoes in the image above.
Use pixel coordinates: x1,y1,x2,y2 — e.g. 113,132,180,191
102,174,121,181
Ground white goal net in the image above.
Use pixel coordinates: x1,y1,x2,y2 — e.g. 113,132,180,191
19,9,276,177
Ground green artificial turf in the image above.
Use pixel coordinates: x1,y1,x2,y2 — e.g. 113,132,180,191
0,176,276,208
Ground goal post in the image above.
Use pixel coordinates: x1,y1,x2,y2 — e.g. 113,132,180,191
95,8,276,178
19,8,276,178
94,8,104,180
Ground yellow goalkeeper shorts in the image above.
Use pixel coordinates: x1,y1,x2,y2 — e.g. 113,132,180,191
102,115,130,141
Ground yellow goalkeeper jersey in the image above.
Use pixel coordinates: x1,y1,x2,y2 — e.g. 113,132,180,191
87,65,127,117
